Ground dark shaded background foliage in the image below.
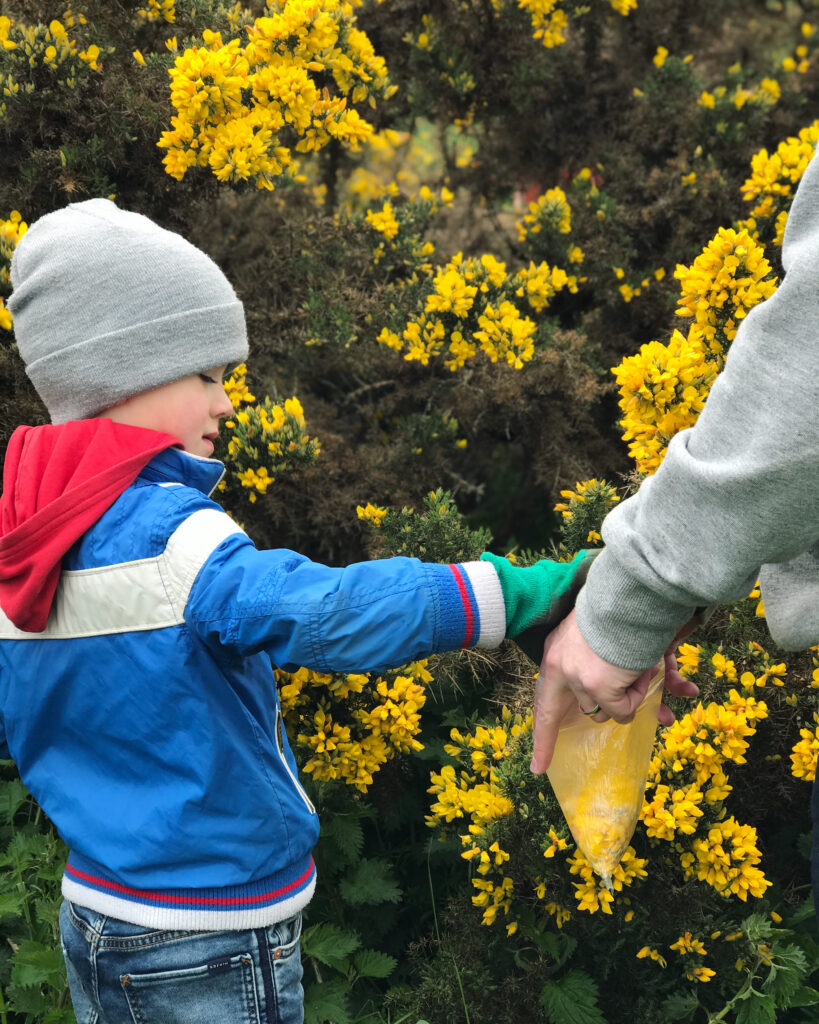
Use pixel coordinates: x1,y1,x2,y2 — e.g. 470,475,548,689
4,0,814,555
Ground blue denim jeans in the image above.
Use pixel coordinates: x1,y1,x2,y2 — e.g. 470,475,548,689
59,900,304,1024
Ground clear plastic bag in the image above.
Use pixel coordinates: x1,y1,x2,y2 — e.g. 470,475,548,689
546,668,664,888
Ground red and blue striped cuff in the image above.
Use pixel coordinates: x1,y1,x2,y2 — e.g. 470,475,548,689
442,560,506,649
62,852,317,931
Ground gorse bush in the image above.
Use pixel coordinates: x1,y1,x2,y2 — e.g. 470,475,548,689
2,0,819,1021
417,119,819,1023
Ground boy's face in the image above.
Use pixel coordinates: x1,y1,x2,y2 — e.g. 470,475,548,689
99,365,234,457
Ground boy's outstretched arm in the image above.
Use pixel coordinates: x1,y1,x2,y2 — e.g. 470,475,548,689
174,506,593,674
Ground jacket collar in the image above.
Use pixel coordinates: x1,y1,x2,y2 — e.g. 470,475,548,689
139,447,226,497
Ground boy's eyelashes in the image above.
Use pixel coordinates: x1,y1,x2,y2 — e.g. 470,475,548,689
199,373,218,384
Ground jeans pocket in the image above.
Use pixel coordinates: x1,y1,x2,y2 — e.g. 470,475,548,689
265,916,304,1024
268,912,302,959
120,952,260,1024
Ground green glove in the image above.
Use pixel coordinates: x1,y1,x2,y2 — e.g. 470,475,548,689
480,549,599,663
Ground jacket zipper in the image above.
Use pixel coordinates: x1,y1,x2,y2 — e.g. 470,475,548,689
275,706,316,815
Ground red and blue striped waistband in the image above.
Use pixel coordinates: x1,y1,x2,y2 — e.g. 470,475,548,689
62,852,317,931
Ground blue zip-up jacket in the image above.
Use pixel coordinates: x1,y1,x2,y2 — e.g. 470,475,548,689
0,443,506,930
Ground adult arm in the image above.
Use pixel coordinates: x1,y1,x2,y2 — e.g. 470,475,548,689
532,154,819,771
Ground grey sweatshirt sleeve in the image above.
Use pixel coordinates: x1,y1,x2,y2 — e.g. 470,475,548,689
574,153,819,670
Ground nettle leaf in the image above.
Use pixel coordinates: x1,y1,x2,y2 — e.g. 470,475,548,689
787,896,817,926
322,814,364,866
2,830,49,870
0,889,24,919
660,991,700,1021
10,940,66,989
34,895,65,927
765,965,803,1008
788,986,819,1007
772,943,809,977
539,969,607,1024
303,977,352,1024
35,853,69,884
42,1008,77,1024
743,914,774,944
796,831,813,863
352,948,397,979
736,992,776,1024
7,983,53,1016
0,779,30,821
339,858,402,906
302,923,360,972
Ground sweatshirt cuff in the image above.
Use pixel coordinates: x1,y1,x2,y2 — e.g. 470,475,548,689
574,550,696,670
435,560,506,650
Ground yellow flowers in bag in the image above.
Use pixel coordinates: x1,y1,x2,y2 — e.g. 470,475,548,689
547,669,664,888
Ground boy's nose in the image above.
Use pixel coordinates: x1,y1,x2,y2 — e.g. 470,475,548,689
214,388,234,419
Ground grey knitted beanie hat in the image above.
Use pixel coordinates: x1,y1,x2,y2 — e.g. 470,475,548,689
7,199,248,423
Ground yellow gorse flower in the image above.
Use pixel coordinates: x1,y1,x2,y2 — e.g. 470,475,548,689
365,199,400,239
414,0,636,53
157,0,394,190
636,946,667,967
740,121,819,241
790,713,819,781
568,846,647,915
517,0,569,49
471,874,514,926
640,691,772,902
670,932,707,955
0,209,27,331
740,642,787,689
278,660,433,792
136,0,176,24
356,502,387,526
612,328,718,474
378,251,576,372
223,363,256,409
677,643,702,679
0,11,103,119
225,393,320,501
613,218,776,476
553,478,620,522
674,227,776,358
681,817,771,901
515,186,571,242
611,130,809,476
428,708,537,926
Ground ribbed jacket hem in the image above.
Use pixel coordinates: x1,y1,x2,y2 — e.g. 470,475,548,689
62,852,316,931
459,561,506,648
432,561,506,650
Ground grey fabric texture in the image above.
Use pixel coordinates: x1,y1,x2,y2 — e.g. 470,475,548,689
576,153,819,668
8,199,248,423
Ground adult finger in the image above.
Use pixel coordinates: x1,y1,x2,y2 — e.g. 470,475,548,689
662,648,700,699
664,670,700,699
656,702,676,727
601,665,656,724
581,706,611,724
531,675,576,775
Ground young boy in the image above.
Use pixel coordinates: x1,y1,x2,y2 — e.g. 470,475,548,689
0,199,593,1024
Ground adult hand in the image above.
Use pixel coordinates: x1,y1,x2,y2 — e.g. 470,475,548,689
530,610,699,775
